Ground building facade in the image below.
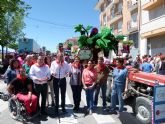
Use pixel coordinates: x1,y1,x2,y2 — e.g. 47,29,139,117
140,0,165,56
95,0,165,59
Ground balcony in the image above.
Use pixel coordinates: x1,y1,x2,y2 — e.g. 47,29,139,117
95,0,104,10
127,21,138,33
141,15,165,38
95,0,118,11
110,11,123,25
113,0,119,4
128,0,138,12
142,0,164,10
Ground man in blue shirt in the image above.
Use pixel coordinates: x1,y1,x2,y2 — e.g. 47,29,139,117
141,58,153,73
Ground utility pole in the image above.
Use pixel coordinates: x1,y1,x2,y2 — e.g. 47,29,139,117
138,0,142,55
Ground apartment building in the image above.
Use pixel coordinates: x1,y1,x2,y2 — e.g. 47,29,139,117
140,0,165,56
95,0,165,58
95,0,139,59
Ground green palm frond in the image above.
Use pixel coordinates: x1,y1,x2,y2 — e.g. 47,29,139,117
115,35,125,41
74,24,83,33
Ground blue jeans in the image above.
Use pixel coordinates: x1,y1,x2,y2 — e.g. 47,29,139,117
94,83,107,107
110,83,124,112
85,88,94,110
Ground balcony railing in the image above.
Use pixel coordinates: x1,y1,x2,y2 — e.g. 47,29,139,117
113,0,119,4
141,15,165,37
142,0,164,10
128,0,138,12
110,11,122,24
95,0,114,11
127,21,138,33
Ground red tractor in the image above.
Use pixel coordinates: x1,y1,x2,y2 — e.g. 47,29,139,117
126,70,165,124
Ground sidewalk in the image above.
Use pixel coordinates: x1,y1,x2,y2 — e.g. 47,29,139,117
0,79,7,92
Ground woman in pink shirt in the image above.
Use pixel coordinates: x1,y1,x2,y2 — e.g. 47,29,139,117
82,60,97,114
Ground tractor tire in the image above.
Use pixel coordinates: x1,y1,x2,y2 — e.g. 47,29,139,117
135,97,152,124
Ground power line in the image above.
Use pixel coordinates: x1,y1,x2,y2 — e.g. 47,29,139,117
26,16,75,28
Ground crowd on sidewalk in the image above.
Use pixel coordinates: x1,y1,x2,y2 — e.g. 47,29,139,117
1,43,165,119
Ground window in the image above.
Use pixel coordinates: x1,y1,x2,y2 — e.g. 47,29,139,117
101,4,104,12
103,15,107,26
131,12,138,28
129,32,138,48
118,2,123,13
111,8,115,18
118,20,123,32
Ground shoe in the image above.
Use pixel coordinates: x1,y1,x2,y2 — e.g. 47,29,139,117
55,108,59,115
102,106,107,111
108,110,117,114
84,109,89,116
51,101,55,106
41,111,47,115
62,108,67,113
55,111,59,116
73,106,79,111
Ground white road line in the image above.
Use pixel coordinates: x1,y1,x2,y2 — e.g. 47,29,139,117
0,100,8,113
57,92,79,124
0,82,7,91
81,89,116,124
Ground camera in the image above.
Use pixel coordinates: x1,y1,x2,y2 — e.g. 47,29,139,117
0,92,10,101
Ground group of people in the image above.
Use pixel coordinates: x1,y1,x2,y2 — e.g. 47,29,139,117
4,49,165,118
125,53,165,75
3,50,130,117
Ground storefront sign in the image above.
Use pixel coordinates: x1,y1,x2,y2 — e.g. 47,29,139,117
78,49,92,60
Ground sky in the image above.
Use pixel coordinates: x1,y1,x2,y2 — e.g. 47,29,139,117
23,0,100,52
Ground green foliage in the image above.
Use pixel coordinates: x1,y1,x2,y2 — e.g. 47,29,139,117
77,35,88,48
122,40,134,46
74,24,92,36
67,42,72,48
96,27,121,53
0,0,30,60
74,24,126,55
0,0,30,47
74,24,83,33
115,35,125,41
86,25,93,32
7,42,18,50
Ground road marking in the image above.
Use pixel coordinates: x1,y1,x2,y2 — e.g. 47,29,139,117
57,92,79,124
81,89,116,124
0,100,8,114
0,81,7,92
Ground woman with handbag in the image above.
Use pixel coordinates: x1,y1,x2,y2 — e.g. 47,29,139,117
69,56,83,111
82,60,97,114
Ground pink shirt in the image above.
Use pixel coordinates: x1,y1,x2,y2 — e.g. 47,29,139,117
82,68,97,85
18,57,24,66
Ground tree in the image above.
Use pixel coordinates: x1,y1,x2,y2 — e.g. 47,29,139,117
7,42,18,51
0,0,30,60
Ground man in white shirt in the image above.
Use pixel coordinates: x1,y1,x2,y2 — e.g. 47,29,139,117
30,55,51,115
50,53,70,114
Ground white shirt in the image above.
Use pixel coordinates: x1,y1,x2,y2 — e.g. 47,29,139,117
69,65,81,85
30,64,51,84
104,57,110,65
50,61,70,79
